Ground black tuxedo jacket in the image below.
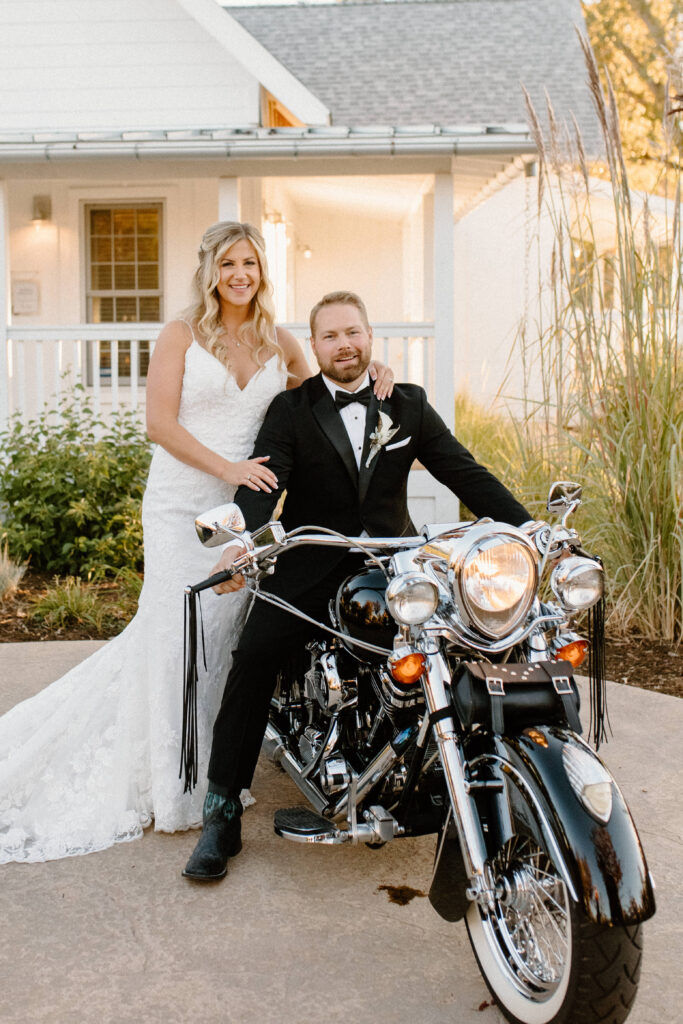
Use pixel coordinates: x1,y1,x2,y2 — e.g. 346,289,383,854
234,374,530,598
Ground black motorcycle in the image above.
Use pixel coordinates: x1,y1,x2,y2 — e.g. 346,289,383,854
185,481,654,1024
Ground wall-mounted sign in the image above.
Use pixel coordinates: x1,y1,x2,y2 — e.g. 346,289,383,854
11,279,40,316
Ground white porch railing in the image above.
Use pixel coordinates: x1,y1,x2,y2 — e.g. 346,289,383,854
2,323,436,427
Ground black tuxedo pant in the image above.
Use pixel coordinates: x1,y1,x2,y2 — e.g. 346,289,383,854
207,554,364,795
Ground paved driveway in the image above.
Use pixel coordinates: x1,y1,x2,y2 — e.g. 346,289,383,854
1,641,681,1024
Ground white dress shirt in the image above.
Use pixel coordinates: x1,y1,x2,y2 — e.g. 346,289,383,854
321,372,370,470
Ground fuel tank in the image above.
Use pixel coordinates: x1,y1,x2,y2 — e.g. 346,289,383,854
335,567,395,658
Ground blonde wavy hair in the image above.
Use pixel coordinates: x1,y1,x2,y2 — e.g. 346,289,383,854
181,221,282,370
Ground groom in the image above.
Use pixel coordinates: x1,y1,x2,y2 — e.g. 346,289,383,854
183,290,531,881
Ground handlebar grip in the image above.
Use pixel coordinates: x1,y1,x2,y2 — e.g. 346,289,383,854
186,568,239,595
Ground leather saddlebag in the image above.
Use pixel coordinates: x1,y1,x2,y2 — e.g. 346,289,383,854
451,659,581,735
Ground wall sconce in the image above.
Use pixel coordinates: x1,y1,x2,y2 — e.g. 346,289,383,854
32,195,52,225
298,244,312,260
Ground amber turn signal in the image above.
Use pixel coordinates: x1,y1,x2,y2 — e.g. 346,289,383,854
556,639,588,668
390,652,426,685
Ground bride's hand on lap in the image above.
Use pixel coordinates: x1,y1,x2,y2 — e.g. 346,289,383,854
368,360,395,401
222,456,278,492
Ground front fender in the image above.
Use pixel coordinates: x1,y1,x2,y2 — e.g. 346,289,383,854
473,727,655,926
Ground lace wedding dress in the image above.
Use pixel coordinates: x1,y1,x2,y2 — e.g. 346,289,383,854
0,339,287,863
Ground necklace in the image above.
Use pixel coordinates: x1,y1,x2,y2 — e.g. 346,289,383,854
220,325,245,349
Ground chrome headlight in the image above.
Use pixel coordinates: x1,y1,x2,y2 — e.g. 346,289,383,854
551,555,604,611
449,526,538,639
386,572,439,626
562,743,613,823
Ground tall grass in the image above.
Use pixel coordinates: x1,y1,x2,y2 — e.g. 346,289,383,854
0,542,24,602
453,393,562,517
517,38,683,642
28,568,142,634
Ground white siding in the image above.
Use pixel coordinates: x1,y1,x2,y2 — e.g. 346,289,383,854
7,172,220,326
453,177,534,406
0,0,260,131
291,204,405,324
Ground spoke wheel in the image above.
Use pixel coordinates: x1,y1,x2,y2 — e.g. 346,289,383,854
469,834,571,1020
466,818,643,1024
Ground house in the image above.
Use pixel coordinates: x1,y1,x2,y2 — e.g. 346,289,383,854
0,0,597,522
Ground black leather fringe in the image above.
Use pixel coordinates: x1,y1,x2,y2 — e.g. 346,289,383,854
587,595,609,748
180,588,207,793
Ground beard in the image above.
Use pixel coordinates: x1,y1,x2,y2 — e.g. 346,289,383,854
317,348,371,385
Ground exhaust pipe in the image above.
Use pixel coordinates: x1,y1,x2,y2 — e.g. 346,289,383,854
330,723,418,821
262,723,329,813
263,721,418,821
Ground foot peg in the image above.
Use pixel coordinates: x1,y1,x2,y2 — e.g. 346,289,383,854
274,806,344,844
274,805,403,845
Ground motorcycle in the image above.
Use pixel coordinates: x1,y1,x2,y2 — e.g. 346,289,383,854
184,481,655,1024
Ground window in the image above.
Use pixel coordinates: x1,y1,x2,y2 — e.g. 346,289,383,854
261,88,303,128
263,217,288,321
85,204,163,383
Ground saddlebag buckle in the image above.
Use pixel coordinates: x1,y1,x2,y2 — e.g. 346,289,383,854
485,676,505,696
550,673,573,695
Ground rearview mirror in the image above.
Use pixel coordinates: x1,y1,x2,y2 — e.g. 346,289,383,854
195,503,247,548
547,481,582,515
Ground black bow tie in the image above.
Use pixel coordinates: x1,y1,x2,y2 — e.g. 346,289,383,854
334,386,372,410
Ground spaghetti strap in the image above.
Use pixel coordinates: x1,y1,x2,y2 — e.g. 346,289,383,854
177,318,195,344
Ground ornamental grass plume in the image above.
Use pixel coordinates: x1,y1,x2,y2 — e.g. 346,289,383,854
516,36,683,643
0,542,25,602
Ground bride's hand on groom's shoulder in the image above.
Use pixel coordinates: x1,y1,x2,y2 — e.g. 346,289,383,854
211,544,247,595
368,361,395,401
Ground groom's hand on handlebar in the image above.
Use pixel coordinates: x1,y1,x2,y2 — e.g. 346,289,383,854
211,544,247,594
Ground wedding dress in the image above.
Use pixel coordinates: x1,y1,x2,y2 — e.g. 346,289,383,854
0,338,287,863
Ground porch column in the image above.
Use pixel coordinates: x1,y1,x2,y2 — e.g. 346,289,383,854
0,179,9,430
238,178,263,229
218,178,239,221
433,173,455,431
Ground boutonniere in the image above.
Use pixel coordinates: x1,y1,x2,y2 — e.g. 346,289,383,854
365,410,399,468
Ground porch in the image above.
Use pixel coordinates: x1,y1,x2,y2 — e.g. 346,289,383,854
0,126,538,522
3,321,436,422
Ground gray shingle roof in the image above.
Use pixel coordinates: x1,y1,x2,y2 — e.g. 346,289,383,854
230,0,600,148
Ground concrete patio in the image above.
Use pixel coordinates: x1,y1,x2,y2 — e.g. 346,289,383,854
1,640,681,1024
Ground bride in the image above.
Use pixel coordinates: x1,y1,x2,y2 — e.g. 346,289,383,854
0,221,393,863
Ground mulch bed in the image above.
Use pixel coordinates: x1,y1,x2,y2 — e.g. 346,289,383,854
0,568,130,643
603,633,682,698
1,570,681,697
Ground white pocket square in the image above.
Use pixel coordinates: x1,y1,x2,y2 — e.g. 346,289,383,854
385,436,411,451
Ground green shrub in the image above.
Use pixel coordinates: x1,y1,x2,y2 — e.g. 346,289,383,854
0,390,152,578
